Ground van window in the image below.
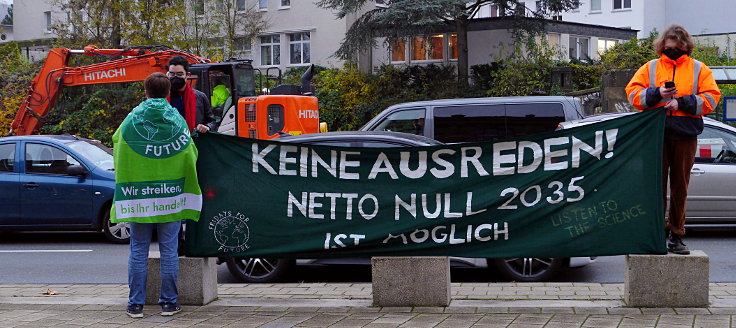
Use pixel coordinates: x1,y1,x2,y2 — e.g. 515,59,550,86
433,104,505,143
506,103,565,138
372,108,426,136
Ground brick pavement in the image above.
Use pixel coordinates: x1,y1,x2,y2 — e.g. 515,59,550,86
0,283,735,327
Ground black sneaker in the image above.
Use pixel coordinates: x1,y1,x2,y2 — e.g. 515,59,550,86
126,304,143,318
161,302,181,316
667,232,690,255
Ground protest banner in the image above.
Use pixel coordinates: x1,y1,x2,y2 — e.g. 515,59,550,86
185,110,666,258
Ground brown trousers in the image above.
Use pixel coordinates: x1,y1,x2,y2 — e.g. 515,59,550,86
662,138,697,236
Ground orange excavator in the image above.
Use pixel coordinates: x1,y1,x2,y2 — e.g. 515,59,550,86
10,45,321,139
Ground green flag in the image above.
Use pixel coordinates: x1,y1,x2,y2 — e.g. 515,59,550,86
111,98,202,223
185,110,667,258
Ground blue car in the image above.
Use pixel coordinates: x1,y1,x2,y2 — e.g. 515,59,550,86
0,135,129,243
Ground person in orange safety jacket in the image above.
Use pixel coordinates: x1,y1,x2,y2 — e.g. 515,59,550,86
625,24,721,255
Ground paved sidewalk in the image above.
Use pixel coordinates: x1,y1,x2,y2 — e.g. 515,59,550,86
1,283,735,327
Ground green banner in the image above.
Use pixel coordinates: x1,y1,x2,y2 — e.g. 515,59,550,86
185,110,666,258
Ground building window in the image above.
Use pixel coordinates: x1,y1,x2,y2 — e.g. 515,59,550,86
280,0,290,8
289,32,310,64
591,0,601,12
547,33,561,55
411,35,444,61
515,1,526,16
449,34,458,59
411,36,427,60
44,11,52,32
391,38,406,62
260,35,280,66
259,0,268,10
234,37,252,57
474,4,501,18
613,0,631,9
194,0,205,15
236,0,246,11
569,36,590,60
491,4,500,16
597,39,617,54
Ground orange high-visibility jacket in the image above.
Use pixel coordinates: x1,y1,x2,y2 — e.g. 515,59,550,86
626,54,721,138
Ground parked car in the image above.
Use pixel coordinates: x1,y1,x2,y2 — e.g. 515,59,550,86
559,112,736,227
0,135,129,243
360,96,584,143
222,131,595,283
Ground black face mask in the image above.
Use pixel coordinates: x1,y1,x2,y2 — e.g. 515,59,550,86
663,48,686,61
170,76,186,90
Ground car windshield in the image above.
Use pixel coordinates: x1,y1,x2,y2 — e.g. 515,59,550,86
66,140,114,171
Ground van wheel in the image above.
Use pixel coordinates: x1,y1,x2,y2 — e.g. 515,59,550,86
102,210,131,244
491,257,564,282
225,257,293,283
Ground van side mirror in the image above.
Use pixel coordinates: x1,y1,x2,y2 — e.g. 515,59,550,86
67,164,89,176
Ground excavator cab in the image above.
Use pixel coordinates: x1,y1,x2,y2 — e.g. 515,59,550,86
188,61,257,135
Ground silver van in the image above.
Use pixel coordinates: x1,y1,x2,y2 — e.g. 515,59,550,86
360,96,584,143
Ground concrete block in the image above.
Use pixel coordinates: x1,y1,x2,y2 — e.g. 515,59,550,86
145,252,218,305
625,250,709,307
371,256,450,307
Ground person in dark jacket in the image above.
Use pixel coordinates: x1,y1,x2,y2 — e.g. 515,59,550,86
625,24,721,254
166,55,216,133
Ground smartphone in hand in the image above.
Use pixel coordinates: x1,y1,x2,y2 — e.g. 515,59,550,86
665,81,675,88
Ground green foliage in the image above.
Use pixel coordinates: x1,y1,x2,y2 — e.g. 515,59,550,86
0,43,38,134
599,31,658,70
282,65,330,85
314,63,468,131
314,64,377,131
470,62,503,91
569,62,603,90
691,44,732,66
0,41,22,73
375,64,466,100
41,83,145,146
485,37,560,97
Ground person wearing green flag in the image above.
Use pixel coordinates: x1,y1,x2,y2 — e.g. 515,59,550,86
111,72,203,318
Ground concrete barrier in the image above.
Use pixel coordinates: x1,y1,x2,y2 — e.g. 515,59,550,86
371,257,450,307
145,252,218,305
625,250,709,307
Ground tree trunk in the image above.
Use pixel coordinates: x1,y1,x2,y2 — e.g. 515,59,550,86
110,0,121,48
456,17,469,88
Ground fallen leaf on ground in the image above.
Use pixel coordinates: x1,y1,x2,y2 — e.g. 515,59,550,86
41,289,58,295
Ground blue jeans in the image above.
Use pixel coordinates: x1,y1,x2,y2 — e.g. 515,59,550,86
128,221,181,306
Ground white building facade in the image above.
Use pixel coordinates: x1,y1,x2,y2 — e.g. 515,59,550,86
562,0,736,38
251,0,349,72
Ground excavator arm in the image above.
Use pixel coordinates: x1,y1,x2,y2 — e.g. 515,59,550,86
10,45,211,135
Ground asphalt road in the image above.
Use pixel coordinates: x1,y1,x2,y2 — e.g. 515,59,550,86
0,229,734,284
